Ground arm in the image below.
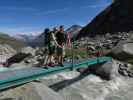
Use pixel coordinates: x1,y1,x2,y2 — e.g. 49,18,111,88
52,33,62,48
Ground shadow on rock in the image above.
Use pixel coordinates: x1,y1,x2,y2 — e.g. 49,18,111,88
49,72,91,92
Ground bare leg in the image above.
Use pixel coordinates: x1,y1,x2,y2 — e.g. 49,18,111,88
45,55,50,66
57,55,60,64
57,55,64,67
49,55,52,64
61,55,63,64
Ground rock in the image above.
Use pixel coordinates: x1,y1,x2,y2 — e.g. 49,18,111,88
108,42,133,61
128,72,133,77
94,60,119,80
131,34,133,41
0,83,42,100
118,69,124,76
4,52,31,67
32,82,65,100
122,70,129,76
123,43,133,55
117,63,133,78
21,47,36,56
119,64,127,70
0,44,16,63
79,60,121,80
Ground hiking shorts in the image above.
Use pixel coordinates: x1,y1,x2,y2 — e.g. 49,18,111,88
57,46,65,56
48,45,55,55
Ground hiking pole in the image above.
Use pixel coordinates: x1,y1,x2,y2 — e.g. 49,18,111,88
71,37,74,71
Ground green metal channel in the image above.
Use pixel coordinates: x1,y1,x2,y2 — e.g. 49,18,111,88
0,56,112,90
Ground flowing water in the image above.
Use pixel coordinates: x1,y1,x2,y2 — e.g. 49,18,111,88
42,60,133,100
58,75,133,100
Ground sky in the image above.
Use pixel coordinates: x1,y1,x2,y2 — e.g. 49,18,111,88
0,0,112,35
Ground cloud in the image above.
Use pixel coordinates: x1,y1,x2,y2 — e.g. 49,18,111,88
0,27,41,36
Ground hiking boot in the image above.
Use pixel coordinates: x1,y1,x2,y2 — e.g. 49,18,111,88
48,63,55,67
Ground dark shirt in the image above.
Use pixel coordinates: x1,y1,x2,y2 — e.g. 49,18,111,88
56,31,66,45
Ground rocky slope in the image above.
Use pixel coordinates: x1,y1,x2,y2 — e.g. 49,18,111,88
78,0,133,38
0,44,16,63
0,33,25,50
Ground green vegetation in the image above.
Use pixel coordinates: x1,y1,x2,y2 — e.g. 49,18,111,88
127,59,133,64
0,33,25,50
65,46,111,59
65,48,88,59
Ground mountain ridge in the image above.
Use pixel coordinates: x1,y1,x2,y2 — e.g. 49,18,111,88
78,0,133,38
0,32,25,50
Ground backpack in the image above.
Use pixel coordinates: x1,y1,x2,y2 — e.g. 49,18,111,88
44,32,53,45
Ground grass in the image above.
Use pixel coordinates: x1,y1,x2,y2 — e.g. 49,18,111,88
65,47,111,59
65,48,88,59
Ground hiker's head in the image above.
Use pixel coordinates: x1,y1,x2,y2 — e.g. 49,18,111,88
44,28,50,34
53,27,58,33
59,25,64,32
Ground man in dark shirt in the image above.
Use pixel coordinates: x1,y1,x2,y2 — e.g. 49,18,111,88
56,26,66,67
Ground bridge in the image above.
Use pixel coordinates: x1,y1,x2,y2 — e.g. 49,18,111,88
0,56,112,91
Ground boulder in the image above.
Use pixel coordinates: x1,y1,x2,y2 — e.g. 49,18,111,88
94,60,120,80
79,60,120,80
108,42,133,61
4,52,31,67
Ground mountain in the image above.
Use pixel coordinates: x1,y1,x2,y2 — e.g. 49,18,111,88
13,34,36,46
14,34,36,42
66,25,82,38
0,33,25,50
78,0,133,38
31,32,44,47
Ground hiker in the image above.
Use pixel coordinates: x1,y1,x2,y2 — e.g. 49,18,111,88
52,27,58,35
44,28,61,67
66,32,72,49
44,28,50,47
56,25,67,67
